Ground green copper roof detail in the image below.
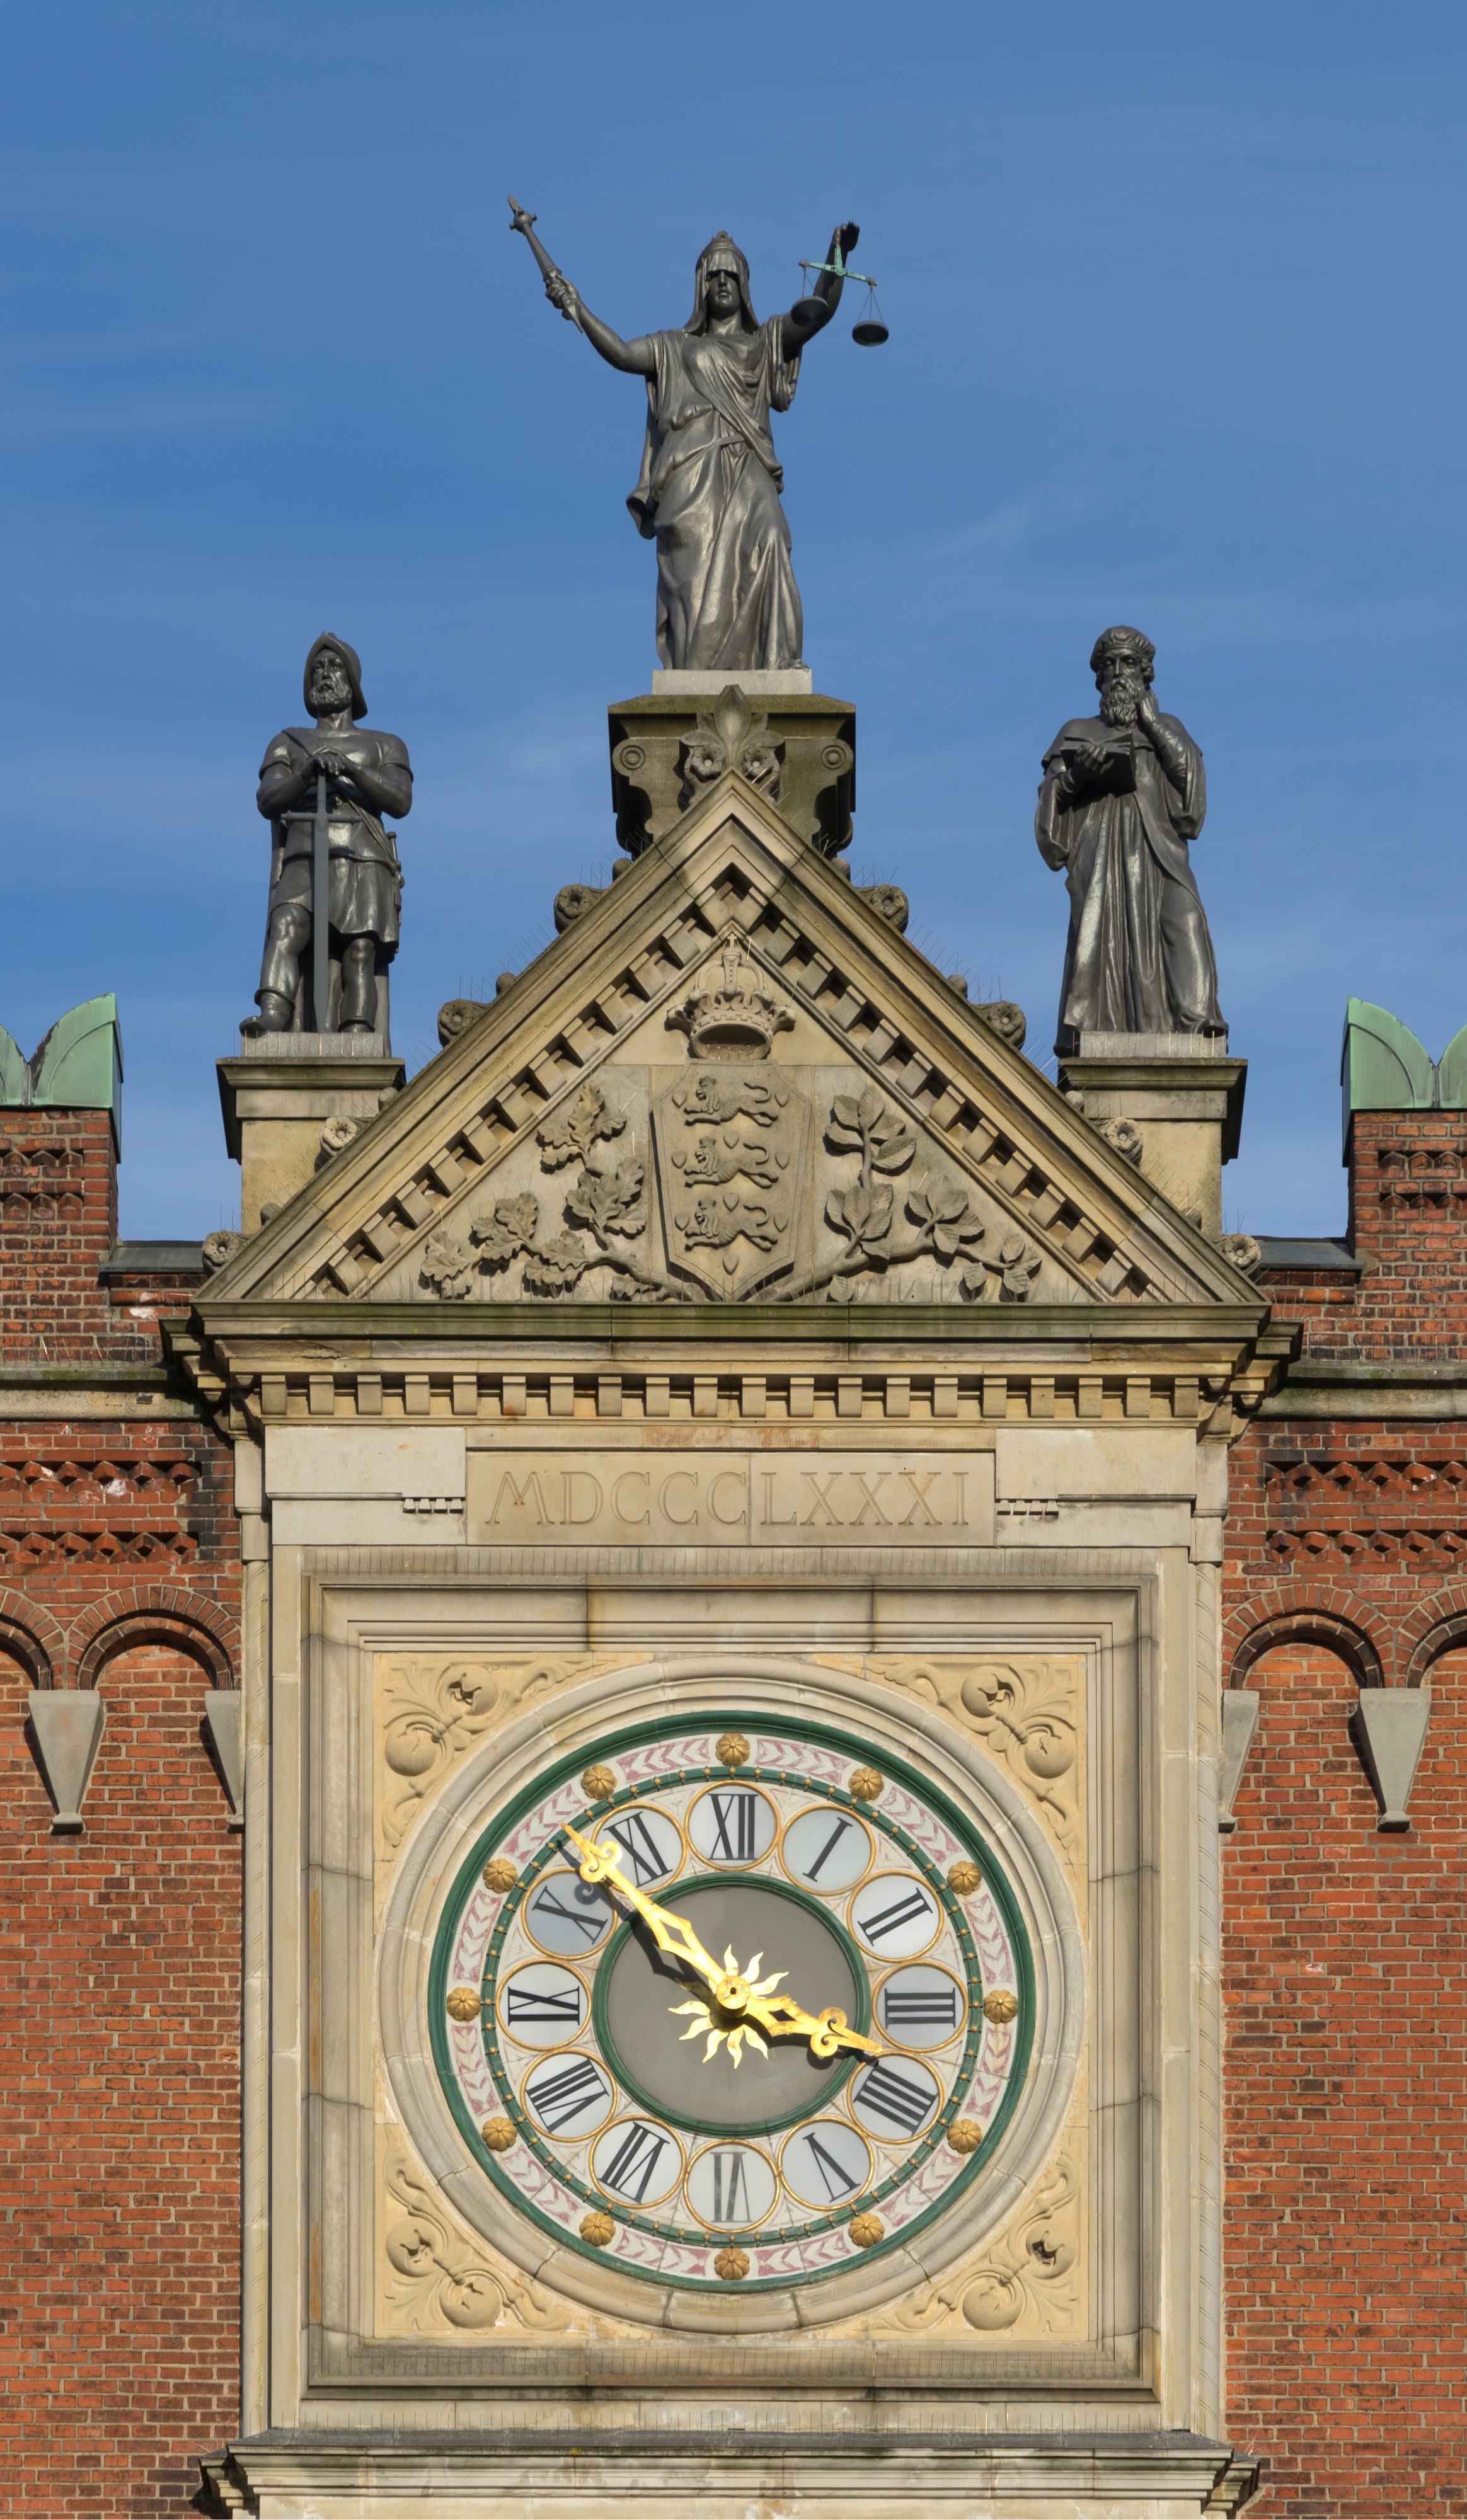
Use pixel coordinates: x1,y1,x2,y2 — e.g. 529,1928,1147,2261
0,995,124,1152
1341,998,1467,1157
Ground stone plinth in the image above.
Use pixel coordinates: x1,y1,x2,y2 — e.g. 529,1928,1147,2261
217,1033,404,1233
1061,1031,1246,1240
652,665,813,695
608,682,855,857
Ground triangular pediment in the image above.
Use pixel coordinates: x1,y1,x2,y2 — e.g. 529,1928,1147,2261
201,774,1258,1317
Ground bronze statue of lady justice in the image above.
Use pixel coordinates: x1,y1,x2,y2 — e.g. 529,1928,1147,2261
511,203,862,674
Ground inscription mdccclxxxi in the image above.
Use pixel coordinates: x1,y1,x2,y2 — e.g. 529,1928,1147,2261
465,1451,994,1546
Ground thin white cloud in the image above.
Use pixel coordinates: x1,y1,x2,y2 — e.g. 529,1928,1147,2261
0,396,277,441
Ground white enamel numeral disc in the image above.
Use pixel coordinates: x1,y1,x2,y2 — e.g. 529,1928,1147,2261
779,1805,873,1893
522,2051,616,2140
778,2117,873,2210
498,1961,589,2049
847,2053,942,2142
595,1803,684,1890
684,2141,778,2228
849,1872,942,1958
591,2116,684,2208
522,1869,616,1957
687,1784,779,1867
875,1964,966,2049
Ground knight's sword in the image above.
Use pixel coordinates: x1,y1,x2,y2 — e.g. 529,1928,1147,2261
312,769,330,1033
508,195,581,324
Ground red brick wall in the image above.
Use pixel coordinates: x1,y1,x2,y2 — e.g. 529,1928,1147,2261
0,1092,243,2511
1221,1641,1466,2516
1222,1097,1467,2507
1,1111,120,1360
0,1421,239,1660
1346,1113,1467,1352
1260,1109,1467,1362
0,1643,241,2517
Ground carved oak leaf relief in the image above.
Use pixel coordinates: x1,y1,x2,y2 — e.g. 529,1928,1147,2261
521,1232,593,1297
383,2145,573,2335
536,1080,627,1169
418,1083,687,1305
565,1155,649,1242
887,2157,1080,2338
471,1193,540,1267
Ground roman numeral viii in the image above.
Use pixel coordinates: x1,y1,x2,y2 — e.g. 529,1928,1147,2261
526,2058,609,2133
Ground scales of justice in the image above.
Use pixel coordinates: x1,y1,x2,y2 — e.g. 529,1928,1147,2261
509,194,887,678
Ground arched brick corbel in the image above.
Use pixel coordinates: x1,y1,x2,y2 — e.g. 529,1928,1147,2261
1225,1590,1391,1690
0,1589,66,1689
1345,1598,1466,1834
1399,1586,1467,1685
1,1593,95,1833
69,1588,242,1826
70,1588,238,1692
1222,1600,1390,1834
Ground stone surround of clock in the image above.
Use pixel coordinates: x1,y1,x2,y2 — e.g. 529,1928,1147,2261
187,755,1275,2514
419,1711,1035,2313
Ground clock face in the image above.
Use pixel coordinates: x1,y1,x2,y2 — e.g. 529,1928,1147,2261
430,1715,1030,2296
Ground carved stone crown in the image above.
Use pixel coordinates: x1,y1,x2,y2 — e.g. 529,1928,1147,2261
666,941,795,1063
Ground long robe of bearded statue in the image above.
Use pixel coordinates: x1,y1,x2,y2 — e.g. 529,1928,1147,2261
1035,626,1226,1057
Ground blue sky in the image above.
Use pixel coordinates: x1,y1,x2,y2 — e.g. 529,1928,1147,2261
3,1,1464,1239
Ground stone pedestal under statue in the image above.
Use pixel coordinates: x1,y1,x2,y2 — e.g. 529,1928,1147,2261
218,1031,405,1233
609,676,855,859
1060,1031,1246,1241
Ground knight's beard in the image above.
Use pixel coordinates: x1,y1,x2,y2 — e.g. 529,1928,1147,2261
1101,677,1143,727
311,670,352,714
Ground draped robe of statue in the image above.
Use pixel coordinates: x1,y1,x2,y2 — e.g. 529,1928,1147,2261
626,308,803,672
1035,709,1225,1056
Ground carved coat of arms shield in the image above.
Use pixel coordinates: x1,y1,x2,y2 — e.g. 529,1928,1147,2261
651,1062,811,1299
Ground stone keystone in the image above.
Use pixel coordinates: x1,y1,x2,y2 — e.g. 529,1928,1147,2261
1350,1687,1432,1832
28,1689,105,1835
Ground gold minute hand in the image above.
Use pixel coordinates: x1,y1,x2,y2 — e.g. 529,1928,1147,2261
563,1823,732,2003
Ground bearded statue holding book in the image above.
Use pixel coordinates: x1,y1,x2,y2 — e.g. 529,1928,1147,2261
1036,627,1225,1057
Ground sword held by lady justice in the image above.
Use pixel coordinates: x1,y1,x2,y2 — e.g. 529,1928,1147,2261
508,195,582,328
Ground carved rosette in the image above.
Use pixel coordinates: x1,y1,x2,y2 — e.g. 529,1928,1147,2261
877,1656,1083,1865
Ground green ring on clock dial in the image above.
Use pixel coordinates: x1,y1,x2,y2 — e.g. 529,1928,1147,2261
429,1712,1033,2292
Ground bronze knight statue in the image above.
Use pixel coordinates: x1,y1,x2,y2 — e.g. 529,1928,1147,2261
246,634,412,1038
